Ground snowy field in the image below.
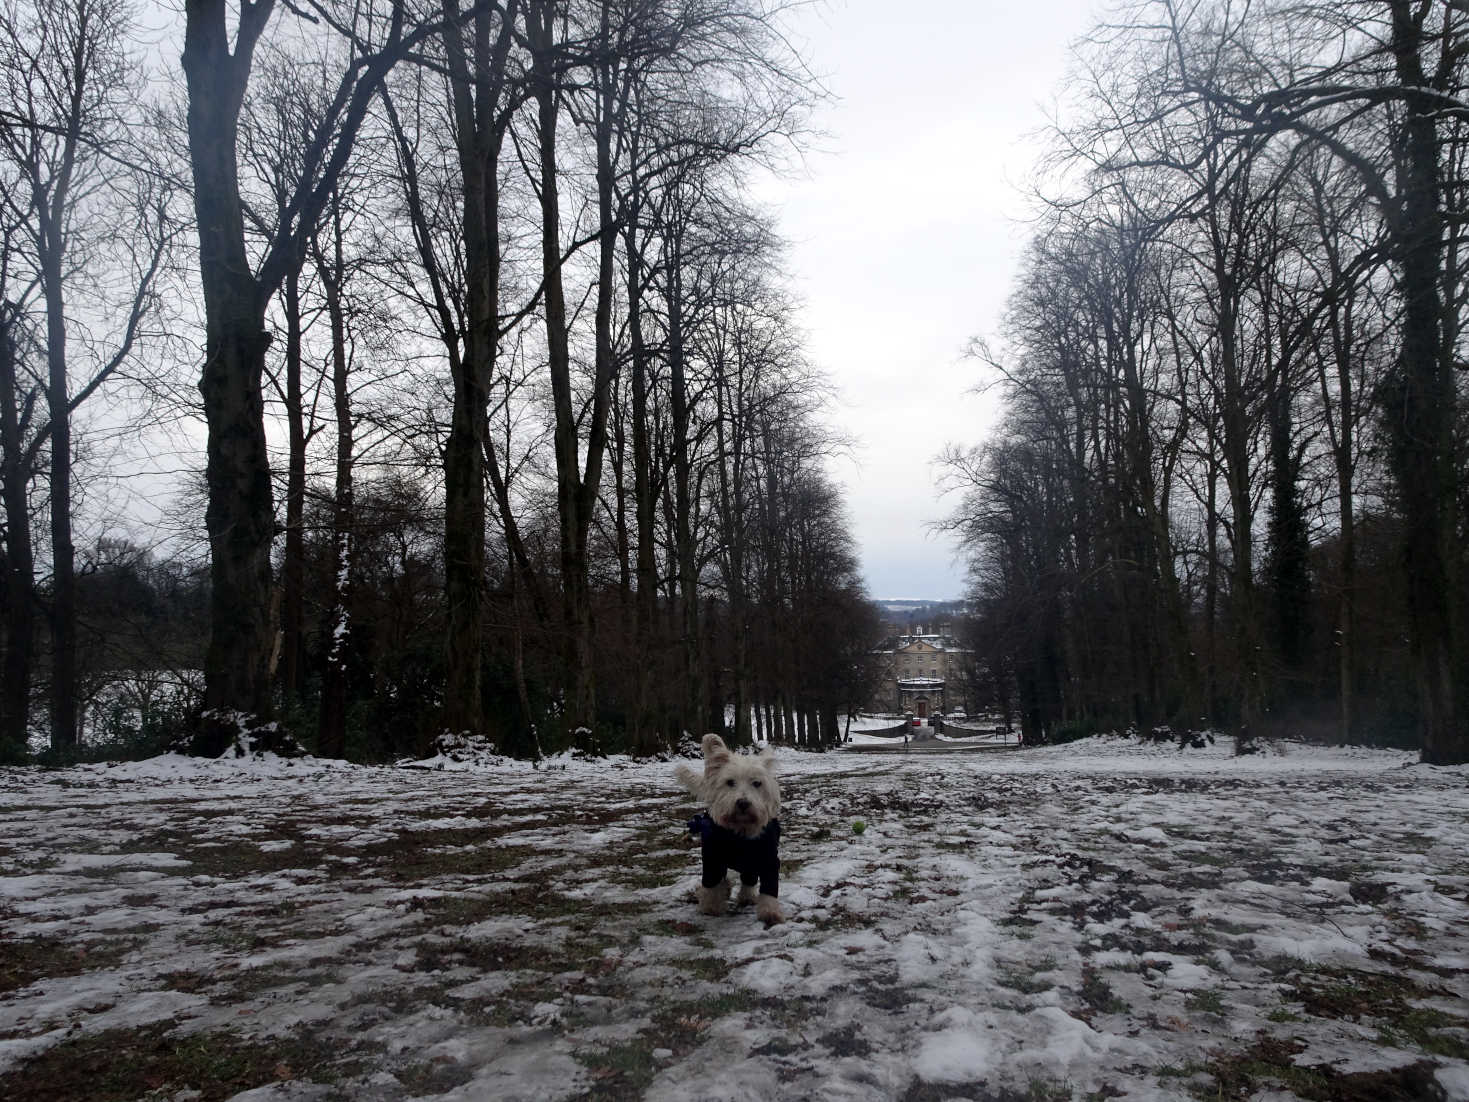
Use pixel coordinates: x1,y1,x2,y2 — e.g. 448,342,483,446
1,737,1467,1101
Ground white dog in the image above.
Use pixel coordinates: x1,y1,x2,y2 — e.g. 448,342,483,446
674,734,783,925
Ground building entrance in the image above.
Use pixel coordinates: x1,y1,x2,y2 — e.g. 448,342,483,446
915,698,929,718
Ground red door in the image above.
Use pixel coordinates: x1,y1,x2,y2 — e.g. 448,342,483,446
915,699,929,718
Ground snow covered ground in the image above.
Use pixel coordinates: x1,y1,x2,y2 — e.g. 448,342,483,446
1,736,1467,1101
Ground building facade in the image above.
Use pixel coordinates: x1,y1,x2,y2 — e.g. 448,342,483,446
869,629,969,717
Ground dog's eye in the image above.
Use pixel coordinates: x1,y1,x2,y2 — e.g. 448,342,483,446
751,780,762,788
726,778,735,786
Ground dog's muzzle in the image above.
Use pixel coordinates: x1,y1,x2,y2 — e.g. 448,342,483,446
722,809,761,834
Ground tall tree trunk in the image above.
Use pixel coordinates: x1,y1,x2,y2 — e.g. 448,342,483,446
437,0,518,737
1216,273,1260,751
0,311,33,756
440,295,488,739
508,565,541,758
1386,1,1461,764
612,375,631,610
1337,466,1355,745
532,0,621,740
183,0,413,754
713,359,750,746
530,0,594,736
1267,372,1311,685
196,319,276,746
316,210,352,759
666,227,701,739
279,262,306,703
440,14,489,738
1204,449,1221,726
183,1,279,753
30,0,118,753
625,217,658,751
1331,312,1356,745
41,242,74,754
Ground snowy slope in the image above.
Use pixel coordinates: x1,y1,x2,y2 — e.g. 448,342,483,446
0,736,1466,1100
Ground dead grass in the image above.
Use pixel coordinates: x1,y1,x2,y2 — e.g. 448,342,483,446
1199,1033,1443,1101
0,1020,366,1102
0,935,137,995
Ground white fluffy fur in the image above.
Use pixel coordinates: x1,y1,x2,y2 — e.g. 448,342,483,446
675,733,784,924
674,733,781,838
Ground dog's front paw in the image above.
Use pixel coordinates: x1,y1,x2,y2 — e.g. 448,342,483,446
696,881,729,916
755,893,784,926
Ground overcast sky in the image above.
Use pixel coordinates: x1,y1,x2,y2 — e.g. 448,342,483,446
128,1,1104,593
756,0,1103,600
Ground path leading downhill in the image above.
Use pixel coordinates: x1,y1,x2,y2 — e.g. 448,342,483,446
0,738,1466,1101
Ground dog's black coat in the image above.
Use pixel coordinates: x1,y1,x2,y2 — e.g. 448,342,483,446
688,812,780,898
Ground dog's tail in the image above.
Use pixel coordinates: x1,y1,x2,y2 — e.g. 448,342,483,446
673,763,701,795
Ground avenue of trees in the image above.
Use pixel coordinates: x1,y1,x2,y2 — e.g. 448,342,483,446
0,0,875,762
945,0,1469,763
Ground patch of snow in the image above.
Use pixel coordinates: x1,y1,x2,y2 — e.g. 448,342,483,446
1438,1064,1469,1101
911,1005,995,1082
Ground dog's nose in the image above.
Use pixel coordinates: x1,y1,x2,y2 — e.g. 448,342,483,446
736,797,751,811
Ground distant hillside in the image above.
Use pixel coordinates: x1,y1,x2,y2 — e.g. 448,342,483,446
872,598,968,633
874,598,966,616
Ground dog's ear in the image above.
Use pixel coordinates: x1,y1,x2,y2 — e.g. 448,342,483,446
757,744,777,773
700,733,731,772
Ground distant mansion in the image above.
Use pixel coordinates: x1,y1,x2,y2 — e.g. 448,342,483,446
871,628,969,717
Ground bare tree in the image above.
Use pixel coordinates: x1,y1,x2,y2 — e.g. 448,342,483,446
0,286,36,757
0,0,171,753
435,0,521,739
239,49,336,707
313,185,355,758
1141,0,1469,760
179,0,427,752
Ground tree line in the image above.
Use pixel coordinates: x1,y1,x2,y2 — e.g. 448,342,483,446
944,0,1469,764
0,0,876,762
